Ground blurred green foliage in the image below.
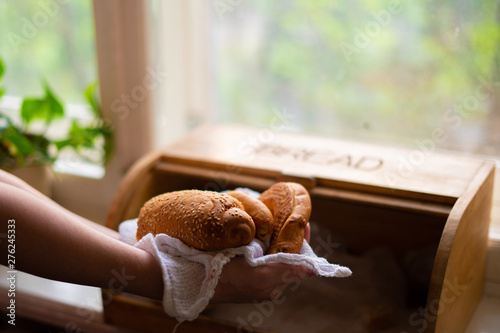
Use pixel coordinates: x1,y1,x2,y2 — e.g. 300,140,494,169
212,0,500,155
0,0,96,104
0,57,112,169
0,1,111,169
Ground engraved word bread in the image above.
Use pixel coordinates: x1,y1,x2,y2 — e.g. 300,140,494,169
136,190,256,251
259,182,312,255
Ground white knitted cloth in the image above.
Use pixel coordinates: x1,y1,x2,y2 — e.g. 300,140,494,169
119,217,351,322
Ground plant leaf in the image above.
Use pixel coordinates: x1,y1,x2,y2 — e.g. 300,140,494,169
70,122,97,148
53,120,114,165
0,57,4,81
0,57,5,99
21,98,48,125
1,125,35,157
55,121,98,150
84,81,100,118
44,81,64,121
20,82,64,126
28,134,53,164
103,127,114,163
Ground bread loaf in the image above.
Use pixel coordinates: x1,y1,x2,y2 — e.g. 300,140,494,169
259,182,311,254
136,190,256,250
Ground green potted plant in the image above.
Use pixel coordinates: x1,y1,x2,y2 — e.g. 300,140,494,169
0,56,112,195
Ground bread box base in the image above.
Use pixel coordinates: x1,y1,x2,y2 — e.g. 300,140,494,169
103,125,495,333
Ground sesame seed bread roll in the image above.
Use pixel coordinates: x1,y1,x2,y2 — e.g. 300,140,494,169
259,182,311,254
136,190,256,251
226,190,274,241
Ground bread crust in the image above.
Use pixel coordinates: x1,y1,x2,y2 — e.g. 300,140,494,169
226,190,274,240
259,182,311,254
136,190,256,250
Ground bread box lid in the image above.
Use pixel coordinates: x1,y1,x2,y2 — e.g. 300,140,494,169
160,125,485,204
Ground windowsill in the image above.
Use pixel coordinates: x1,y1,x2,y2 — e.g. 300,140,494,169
465,294,500,333
484,237,500,298
0,266,131,332
1,94,107,180
0,95,95,119
53,159,105,179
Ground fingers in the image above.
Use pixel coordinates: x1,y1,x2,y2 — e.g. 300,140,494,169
212,258,314,304
211,219,313,304
304,222,311,243
265,263,313,301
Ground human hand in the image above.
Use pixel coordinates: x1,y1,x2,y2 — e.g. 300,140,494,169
211,223,312,304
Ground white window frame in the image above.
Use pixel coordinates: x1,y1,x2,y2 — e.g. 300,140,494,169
149,0,212,150
93,0,155,171
93,0,211,163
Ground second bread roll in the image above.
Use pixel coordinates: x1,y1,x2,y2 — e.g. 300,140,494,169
226,190,274,241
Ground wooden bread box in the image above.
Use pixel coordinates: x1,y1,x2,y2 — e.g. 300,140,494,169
103,125,495,333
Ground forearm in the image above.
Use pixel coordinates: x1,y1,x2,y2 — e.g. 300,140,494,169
0,183,163,300
0,169,118,239
0,171,314,305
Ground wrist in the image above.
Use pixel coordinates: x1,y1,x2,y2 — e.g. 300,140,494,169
122,247,164,300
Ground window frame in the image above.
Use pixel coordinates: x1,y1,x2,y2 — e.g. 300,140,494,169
149,0,212,149
93,0,154,171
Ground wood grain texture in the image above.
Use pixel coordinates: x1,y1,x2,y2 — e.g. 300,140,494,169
106,150,163,230
103,292,274,333
160,125,484,204
426,162,495,333
490,166,500,236
0,283,133,333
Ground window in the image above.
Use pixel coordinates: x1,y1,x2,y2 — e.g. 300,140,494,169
145,1,500,236
149,0,211,149
0,0,97,105
210,0,500,157
0,1,106,177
